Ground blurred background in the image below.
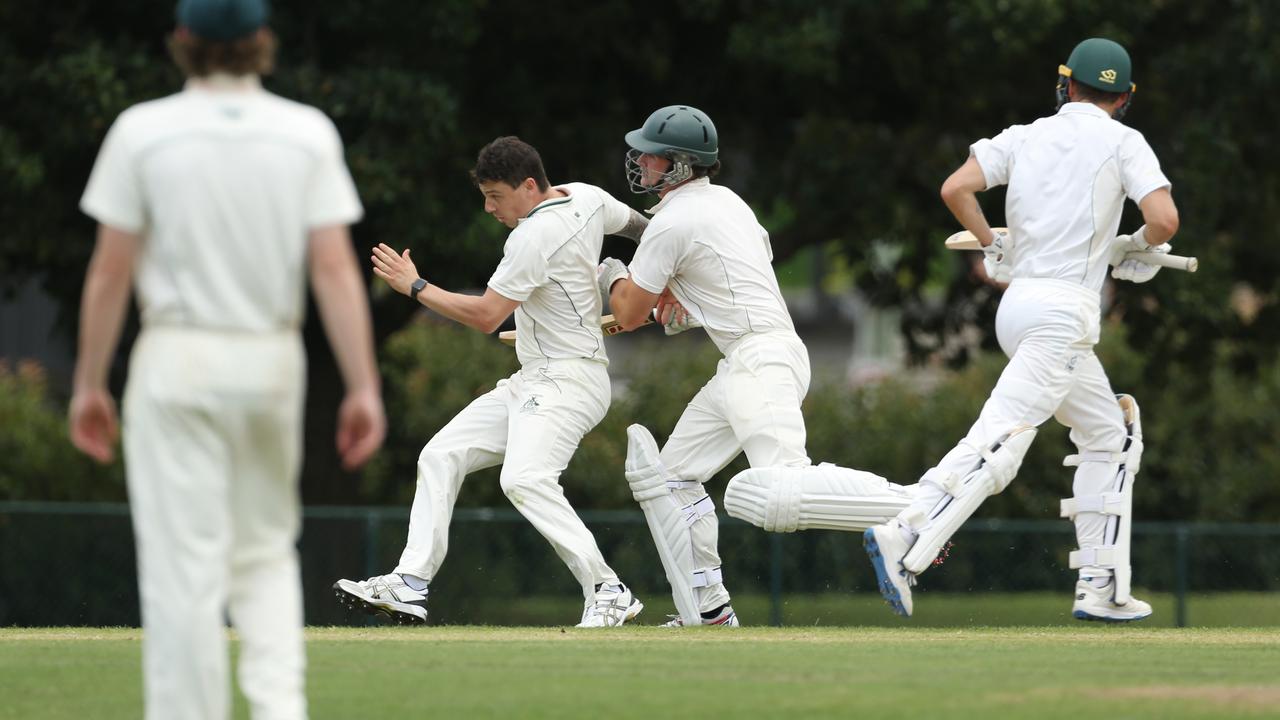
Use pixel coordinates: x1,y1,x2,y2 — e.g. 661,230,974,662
2,0,1278,627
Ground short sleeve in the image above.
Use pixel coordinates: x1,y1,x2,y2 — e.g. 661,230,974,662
80,113,146,233
305,115,363,228
597,187,635,236
1118,131,1171,204
487,227,547,302
969,124,1026,190
627,217,681,294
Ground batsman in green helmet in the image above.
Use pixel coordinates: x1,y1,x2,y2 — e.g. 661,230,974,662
863,38,1182,622
600,105,917,628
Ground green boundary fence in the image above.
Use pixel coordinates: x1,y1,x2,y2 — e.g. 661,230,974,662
2,502,1278,628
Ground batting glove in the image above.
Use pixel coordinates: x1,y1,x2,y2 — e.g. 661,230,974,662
1112,242,1171,283
981,229,1014,284
662,309,703,336
597,257,629,298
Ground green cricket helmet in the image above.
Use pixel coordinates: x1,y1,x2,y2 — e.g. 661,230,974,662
1056,38,1137,119
624,105,718,194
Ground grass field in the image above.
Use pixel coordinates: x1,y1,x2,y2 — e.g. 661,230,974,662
3,626,1279,719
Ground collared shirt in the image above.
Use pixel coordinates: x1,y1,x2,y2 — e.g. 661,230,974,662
629,178,797,355
488,182,632,367
80,76,362,332
971,101,1170,293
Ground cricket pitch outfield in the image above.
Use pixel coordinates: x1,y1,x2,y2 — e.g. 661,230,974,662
3,627,1278,719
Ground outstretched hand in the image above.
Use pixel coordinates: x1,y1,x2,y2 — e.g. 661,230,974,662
371,243,422,296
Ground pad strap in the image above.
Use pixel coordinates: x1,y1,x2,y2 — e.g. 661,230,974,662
666,480,702,490
1063,451,1124,467
1069,546,1124,569
1059,492,1126,519
682,495,715,525
690,566,723,588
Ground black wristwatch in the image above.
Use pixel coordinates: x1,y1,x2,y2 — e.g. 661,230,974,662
410,277,428,301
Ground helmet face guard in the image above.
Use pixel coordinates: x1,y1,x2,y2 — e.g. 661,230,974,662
624,148,695,195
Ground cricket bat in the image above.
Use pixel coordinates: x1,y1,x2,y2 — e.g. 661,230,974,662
945,228,1198,272
498,313,652,346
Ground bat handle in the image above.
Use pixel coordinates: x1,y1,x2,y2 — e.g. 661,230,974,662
1124,251,1198,272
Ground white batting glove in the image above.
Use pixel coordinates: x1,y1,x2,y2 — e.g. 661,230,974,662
597,257,629,298
981,229,1014,284
661,308,703,336
1112,242,1171,283
1109,226,1151,266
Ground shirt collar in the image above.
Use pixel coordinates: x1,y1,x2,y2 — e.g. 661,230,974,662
517,186,573,224
1056,101,1112,120
185,73,262,93
647,177,710,214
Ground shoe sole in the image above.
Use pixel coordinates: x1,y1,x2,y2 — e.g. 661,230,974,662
863,529,910,618
1072,609,1152,623
332,583,427,626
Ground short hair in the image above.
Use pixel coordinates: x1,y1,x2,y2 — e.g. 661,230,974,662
691,160,722,180
470,136,549,192
167,28,277,78
1071,79,1127,106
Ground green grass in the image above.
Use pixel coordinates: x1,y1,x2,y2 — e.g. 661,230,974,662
3,626,1279,719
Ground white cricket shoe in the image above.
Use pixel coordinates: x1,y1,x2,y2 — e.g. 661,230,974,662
1072,579,1153,623
576,583,644,627
863,522,915,617
333,574,428,625
662,604,739,627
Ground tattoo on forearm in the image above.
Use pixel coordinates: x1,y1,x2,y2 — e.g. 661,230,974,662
616,209,650,244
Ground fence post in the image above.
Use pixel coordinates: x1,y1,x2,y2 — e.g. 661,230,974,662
769,533,783,627
1174,523,1190,628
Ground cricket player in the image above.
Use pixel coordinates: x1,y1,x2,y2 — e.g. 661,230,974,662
601,105,916,627
333,136,647,628
863,38,1179,621
68,1,386,717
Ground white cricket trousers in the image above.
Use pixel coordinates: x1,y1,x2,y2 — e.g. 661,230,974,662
660,331,812,611
123,327,307,720
395,359,619,600
906,279,1129,576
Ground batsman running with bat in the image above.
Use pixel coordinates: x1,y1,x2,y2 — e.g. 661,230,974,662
601,105,916,627
863,38,1180,621
334,137,649,627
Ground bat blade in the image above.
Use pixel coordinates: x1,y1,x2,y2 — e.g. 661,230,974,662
943,228,1197,272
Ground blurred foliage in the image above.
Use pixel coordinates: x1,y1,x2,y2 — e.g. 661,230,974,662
0,360,125,500
2,1,1278,503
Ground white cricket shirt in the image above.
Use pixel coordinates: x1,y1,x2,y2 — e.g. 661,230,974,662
488,182,631,368
80,75,363,332
971,102,1170,293
629,178,797,355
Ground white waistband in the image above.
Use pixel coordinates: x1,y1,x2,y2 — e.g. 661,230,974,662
1007,278,1101,307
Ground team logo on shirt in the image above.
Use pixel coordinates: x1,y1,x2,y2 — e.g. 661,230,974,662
520,395,541,413
1098,69,1118,85
1065,354,1080,372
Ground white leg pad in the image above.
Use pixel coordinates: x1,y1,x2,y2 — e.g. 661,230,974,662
1060,394,1142,605
902,426,1037,574
625,423,716,626
724,463,915,532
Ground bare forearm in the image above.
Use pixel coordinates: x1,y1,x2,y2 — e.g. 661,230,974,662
608,278,658,330
312,257,380,394
418,285,512,333
73,265,132,392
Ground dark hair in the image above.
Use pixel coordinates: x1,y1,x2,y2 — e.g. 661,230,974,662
167,28,277,78
691,160,722,180
470,136,549,192
1071,79,1127,105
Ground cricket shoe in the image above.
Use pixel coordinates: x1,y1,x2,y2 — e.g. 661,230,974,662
863,522,916,617
576,583,644,627
662,604,739,627
333,574,428,625
1072,579,1153,623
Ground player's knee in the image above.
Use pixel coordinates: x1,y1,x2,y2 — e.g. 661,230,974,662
498,469,555,497
725,467,799,532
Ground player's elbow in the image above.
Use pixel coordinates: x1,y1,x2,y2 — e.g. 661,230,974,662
1150,209,1179,242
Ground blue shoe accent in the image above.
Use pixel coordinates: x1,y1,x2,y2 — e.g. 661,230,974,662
1073,609,1150,624
863,528,908,617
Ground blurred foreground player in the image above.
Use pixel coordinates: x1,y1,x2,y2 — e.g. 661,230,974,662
69,1,385,717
